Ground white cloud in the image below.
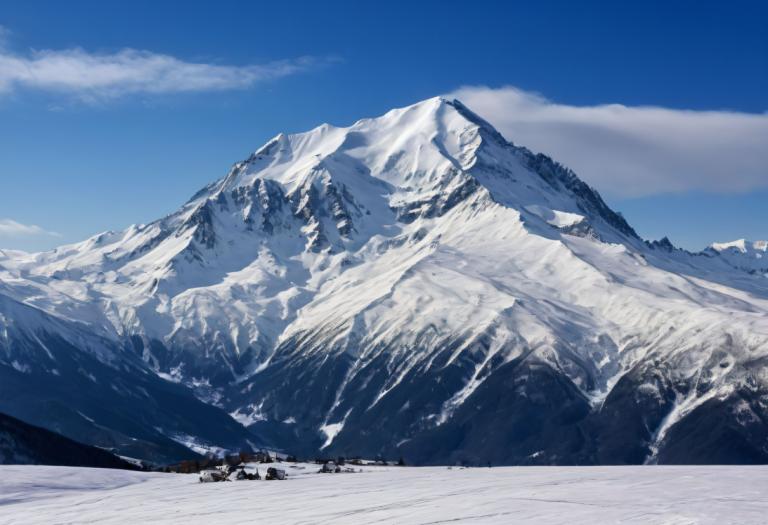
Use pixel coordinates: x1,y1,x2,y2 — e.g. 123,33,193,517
0,29,327,101
450,86,768,198
0,219,60,238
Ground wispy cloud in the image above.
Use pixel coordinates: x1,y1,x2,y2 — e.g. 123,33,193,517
451,86,768,198
0,26,330,101
0,219,60,238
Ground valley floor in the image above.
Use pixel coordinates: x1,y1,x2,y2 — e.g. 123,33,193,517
0,464,765,524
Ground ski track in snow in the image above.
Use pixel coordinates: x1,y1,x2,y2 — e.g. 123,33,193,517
0,464,766,524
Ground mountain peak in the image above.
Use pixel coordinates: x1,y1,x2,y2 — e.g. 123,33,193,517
203,96,494,198
168,95,642,265
710,239,767,253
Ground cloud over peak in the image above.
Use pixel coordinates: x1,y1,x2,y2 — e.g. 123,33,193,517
451,86,768,198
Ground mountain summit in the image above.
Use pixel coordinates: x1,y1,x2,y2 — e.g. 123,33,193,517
1,97,767,464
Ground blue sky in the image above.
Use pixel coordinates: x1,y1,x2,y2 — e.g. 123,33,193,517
0,0,766,251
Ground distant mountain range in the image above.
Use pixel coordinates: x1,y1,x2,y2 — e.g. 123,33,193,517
1,97,766,465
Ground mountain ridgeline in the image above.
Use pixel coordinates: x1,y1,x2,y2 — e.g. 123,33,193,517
0,410,138,469
0,97,766,465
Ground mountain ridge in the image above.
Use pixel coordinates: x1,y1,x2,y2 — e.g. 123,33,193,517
0,410,139,469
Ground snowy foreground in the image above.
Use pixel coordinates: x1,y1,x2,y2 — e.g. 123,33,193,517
0,465,766,524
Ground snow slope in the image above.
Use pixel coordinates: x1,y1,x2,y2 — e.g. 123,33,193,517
1,97,767,464
0,465,767,524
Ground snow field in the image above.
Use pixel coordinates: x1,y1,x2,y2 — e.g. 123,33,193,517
0,464,766,524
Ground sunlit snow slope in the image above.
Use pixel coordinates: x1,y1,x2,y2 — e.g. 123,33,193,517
1,97,767,465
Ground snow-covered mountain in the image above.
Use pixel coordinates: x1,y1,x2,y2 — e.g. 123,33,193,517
707,239,768,276
1,97,766,465
0,291,259,463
